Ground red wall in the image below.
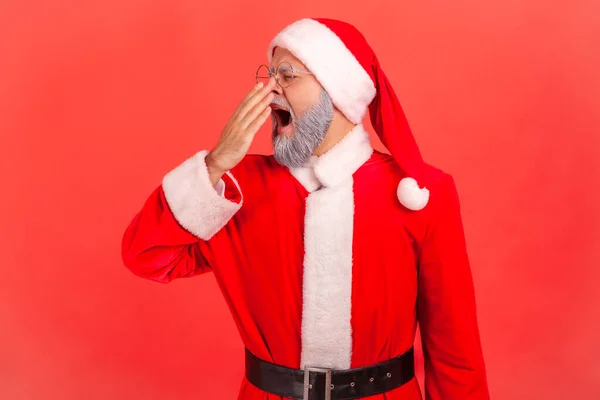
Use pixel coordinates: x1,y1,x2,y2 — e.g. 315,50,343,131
1,1,599,398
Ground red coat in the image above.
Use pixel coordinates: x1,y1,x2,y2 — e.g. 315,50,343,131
122,125,489,399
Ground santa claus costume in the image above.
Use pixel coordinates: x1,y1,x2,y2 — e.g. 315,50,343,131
122,18,490,400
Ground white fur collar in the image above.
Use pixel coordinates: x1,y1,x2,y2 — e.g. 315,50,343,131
289,124,373,192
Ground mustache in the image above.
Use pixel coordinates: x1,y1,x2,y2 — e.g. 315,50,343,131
270,96,294,116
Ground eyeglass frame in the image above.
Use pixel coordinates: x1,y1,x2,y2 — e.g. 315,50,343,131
255,62,313,88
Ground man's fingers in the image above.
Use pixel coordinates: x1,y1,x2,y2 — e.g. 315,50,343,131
240,92,274,130
230,82,264,121
240,82,265,107
246,105,272,139
235,78,276,121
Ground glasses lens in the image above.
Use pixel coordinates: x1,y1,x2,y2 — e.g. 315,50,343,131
277,62,294,88
256,65,270,85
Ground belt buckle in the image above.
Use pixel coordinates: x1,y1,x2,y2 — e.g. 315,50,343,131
303,366,333,400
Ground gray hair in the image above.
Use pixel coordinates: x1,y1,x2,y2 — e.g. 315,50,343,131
271,88,334,168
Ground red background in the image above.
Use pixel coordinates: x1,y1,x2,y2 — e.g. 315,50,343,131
1,1,599,399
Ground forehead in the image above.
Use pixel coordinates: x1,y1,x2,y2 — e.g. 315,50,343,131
271,47,309,71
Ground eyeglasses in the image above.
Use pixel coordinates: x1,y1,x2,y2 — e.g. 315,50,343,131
255,62,313,88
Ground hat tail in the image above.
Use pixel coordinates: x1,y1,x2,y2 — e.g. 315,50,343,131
369,57,430,210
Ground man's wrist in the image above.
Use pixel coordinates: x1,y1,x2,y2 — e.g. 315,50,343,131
205,152,226,188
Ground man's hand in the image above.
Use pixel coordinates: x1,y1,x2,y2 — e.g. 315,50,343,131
206,79,276,187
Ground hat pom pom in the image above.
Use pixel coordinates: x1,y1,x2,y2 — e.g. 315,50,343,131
397,177,429,211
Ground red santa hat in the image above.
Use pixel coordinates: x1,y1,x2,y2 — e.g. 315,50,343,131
268,18,430,211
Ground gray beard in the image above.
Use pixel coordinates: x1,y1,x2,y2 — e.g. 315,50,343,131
271,88,334,168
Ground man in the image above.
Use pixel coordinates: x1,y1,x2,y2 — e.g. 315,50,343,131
122,18,490,400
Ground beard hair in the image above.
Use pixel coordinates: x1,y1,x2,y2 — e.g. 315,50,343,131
271,88,334,168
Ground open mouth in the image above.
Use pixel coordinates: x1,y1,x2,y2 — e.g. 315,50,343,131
271,105,293,129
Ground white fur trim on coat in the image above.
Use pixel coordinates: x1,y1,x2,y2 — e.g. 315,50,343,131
162,150,242,240
268,19,376,124
301,179,355,370
290,124,373,192
289,125,373,370
314,124,373,188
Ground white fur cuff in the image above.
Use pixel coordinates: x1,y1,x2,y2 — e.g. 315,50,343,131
162,150,243,240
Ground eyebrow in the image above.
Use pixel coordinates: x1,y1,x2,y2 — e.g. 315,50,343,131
270,61,296,71
278,65,293,72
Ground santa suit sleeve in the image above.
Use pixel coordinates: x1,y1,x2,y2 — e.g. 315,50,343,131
417,173,490,399
121,150,243,283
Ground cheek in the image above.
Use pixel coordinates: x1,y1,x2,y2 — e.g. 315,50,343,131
284,84,322,116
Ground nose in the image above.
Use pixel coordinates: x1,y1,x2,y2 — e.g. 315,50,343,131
269,76,283,96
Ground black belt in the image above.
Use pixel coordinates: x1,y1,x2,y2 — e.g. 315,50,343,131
245,347,415,400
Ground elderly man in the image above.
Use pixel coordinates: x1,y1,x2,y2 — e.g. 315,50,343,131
122,18,489,400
